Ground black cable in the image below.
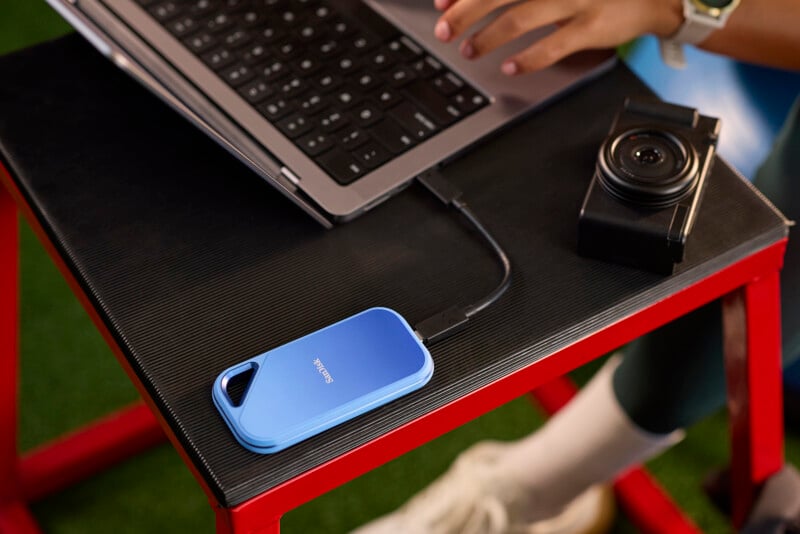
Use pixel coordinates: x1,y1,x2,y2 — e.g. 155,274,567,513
413,169,512,345
455,200,512,317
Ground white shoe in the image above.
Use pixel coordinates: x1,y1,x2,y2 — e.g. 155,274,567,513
352,441,615,534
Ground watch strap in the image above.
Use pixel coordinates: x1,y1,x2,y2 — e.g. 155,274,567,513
659,39,688,69
659,0,729,69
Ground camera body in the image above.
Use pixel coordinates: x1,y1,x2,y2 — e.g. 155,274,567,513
578,98,721,274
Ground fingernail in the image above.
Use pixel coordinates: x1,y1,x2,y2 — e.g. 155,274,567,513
434,0,449,10
501,61,518,76
460,40,474,59
435,20,452,41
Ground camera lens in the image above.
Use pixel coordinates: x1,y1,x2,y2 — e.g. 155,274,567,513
617,132,683,182
634,146,664,166
598,128,698,207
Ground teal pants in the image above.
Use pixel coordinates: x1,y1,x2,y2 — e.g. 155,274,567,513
613,100,800,434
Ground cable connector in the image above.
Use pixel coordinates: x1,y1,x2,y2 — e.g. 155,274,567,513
417,168,463,206
415,306,470,345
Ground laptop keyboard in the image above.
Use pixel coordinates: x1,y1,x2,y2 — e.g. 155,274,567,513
134,0,488,185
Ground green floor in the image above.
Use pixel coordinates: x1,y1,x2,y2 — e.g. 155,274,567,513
2,3,798,532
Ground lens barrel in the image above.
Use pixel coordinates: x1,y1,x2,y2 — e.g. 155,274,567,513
597,128,699,208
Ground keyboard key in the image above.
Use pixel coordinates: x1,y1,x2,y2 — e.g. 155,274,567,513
411,56,443,78
241,10,268,27
276,76,309,98
355,71,382,91
376,88,402,109
204,13,235,33
221,29,252,49
328,18,355,38
295,24,320,42
167,15,201,38
298,93,329,116
188,0,215,17
258,97,295,121
351,103,383,128
370,118,416,154
353,141,391,169
184,32,218,54
317,148,365,185
310,5,333,23
368,49,397,71
275,42,304,61
387,66,417,87
315,40,342,59
314,73,343,93
259,26,286,44
452,88,488,113
291,0,319,8
148,2,183,22
319,110,350,133
276,113,314,138
278,9,305,26
337,127,369,151
259,60,290,82
334,56,361,75
403,79,461,126
388,101,439,140
348,2,401,40
297,132,335,156
238,79,273,104
349,33,380,56
221,0,248,12
220,63,256,87
332,86,363,109
388,37,423,60
202,48,236,71
239,43,270,66
294,57,323,76
432,73,464,96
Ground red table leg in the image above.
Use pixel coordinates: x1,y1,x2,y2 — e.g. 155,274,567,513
216,506,281,534
19,402,165,502
0,180,167,532
723,271,784,528
0,180,33,531
0,501,40,534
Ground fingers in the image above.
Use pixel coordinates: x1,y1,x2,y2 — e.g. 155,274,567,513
435,0,684,75
434,0,518,43
502,16,607,74
433,0,456,12
459,0,576,60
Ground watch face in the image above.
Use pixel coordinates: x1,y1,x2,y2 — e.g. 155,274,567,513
689,0,740,16
702,0,735,7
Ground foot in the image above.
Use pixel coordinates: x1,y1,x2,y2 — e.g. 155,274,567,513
352,441,615,534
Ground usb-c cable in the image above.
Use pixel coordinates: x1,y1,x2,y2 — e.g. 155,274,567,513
413,169,512,345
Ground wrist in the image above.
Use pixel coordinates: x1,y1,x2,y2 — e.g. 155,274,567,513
654,0,686,38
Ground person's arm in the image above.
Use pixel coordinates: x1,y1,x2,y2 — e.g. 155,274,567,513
702,0,800,70
432,0,800,74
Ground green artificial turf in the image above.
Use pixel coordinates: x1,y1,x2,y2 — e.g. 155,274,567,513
3,3,799,533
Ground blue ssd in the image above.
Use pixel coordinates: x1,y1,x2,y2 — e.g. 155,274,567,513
212,307,434,454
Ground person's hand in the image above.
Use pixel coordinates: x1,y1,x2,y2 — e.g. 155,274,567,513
432,0,684,75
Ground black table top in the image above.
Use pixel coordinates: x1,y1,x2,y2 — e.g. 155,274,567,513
0,35,788,507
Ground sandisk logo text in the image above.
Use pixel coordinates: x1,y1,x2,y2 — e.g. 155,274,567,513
313,358,334,384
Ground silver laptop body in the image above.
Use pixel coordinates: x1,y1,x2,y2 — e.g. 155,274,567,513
47,0,615,227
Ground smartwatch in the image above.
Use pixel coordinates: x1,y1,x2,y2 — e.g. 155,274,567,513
660,0,742,68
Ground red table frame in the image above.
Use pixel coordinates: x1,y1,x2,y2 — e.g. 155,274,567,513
0,167,786,534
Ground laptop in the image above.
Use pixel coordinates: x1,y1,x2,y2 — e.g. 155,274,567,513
47,0,615,228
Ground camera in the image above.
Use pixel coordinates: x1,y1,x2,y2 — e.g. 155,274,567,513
578,98,721,274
